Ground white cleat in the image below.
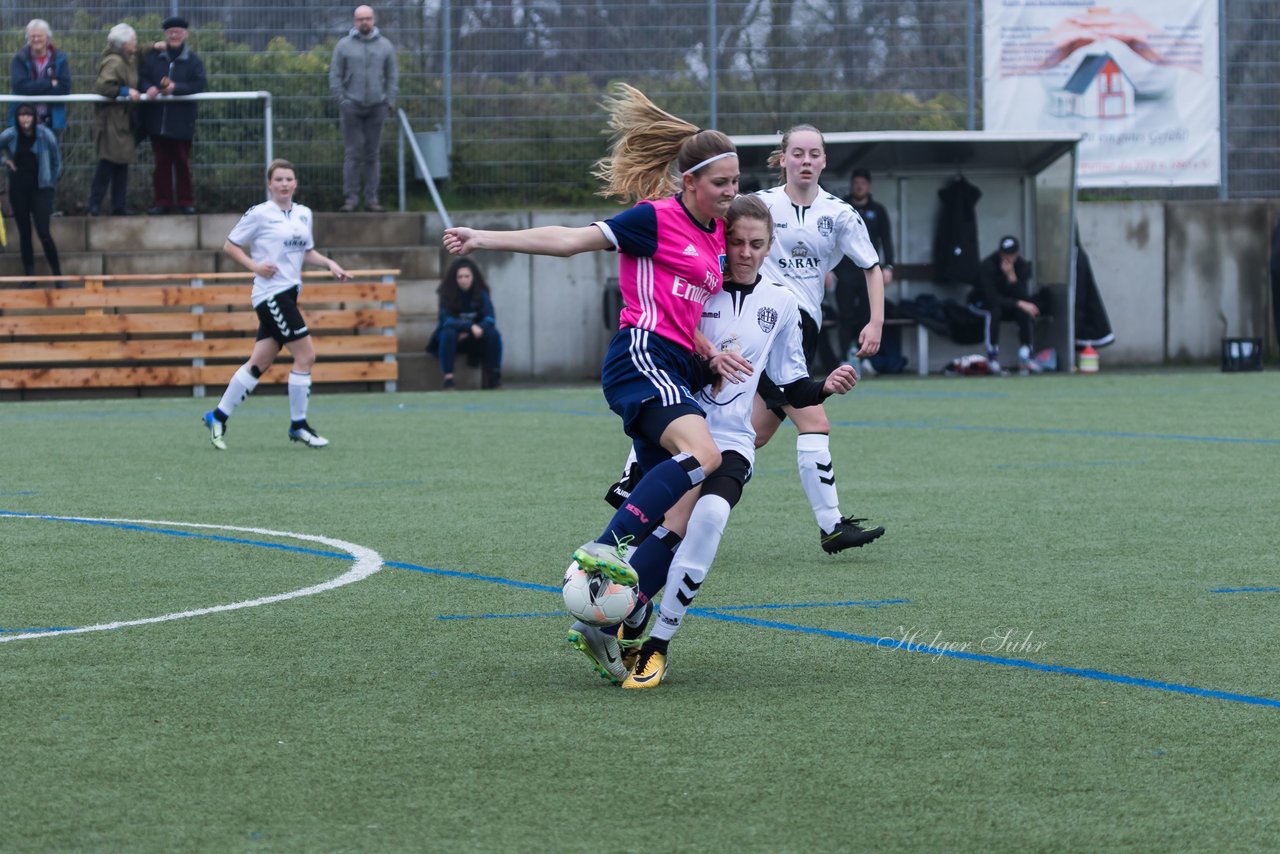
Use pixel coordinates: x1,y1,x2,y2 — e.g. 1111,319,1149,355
288,424,330,448
567,621,627,684
202,411,227,450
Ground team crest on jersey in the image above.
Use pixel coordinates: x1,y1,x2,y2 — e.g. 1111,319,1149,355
790,242,811,258
757,307,778,333
817,215,834,237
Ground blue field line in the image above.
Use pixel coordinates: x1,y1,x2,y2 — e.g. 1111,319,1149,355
437,610,568,621
434,599,911,622
699,611,1280,709
261,479,425,491
992,460,1147,470
0,512,354,560
832,418,1280,446
385,560,559,593
9,509,1278,709
1210,586,1280,594
698,598,910,612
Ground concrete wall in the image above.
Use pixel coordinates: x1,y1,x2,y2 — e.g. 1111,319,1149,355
6,202,1272,389
1164,201,1272,362
424,211,616,385
435,200,1277,377
1076,202,1166,365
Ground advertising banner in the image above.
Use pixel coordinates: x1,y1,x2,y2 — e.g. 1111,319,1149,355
984,2,1219,187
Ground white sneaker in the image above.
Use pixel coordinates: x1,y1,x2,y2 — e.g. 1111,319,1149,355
859,358,878,378
567,621,627,684
288,423,330,448
202,410,227,450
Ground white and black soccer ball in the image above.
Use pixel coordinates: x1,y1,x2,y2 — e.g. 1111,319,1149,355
561,560,637,627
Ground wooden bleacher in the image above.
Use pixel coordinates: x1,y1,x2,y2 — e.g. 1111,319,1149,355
0,270,399,397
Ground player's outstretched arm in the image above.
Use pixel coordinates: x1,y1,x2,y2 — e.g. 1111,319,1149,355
443,225,610,258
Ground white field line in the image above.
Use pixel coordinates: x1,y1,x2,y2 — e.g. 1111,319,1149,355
0,515,384,643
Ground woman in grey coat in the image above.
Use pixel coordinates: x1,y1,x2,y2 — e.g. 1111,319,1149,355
87,23,141,216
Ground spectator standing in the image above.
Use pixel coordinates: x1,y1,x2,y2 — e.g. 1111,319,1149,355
835,168,895,349
967,235,1053,374
87,24,141,217
0,103,62,283
9,19,71,140
846,169,895,281
329,5,398,213
837,168,901,372
139,17,207,215
427,258,504,390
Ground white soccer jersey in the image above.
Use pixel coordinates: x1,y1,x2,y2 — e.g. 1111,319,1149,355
227,200,317,307
696,277,808,466
755,185,880,323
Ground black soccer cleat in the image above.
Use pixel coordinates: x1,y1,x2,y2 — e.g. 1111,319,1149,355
820,516,885,554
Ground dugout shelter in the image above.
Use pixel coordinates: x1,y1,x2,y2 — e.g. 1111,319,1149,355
730,130,1083,372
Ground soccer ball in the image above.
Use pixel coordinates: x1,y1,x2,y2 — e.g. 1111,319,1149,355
561,560,637,627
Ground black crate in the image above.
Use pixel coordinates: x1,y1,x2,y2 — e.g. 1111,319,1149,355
1221,337,1263,372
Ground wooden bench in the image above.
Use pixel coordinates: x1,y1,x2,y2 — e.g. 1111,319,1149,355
0,270,399,397
884,263,1059,375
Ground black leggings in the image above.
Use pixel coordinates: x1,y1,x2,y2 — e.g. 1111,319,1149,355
9,183,60,277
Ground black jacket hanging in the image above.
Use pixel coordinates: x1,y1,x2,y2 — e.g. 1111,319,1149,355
932,176,982,286
1074,235,1115,347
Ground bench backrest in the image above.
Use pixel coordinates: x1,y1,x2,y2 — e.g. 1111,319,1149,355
0,271,399,395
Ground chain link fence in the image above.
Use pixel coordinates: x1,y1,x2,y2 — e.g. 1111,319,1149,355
1,1,1276,211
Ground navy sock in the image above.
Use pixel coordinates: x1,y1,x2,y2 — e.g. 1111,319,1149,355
601,528,678,634
597,455,701,548
633,528,680,603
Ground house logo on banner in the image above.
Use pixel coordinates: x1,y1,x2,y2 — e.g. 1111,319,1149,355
982,1,1219,188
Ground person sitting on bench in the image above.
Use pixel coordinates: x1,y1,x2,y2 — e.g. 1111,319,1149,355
967,235,1052,375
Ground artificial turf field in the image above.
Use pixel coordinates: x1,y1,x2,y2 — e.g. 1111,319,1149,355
2,370,1278,852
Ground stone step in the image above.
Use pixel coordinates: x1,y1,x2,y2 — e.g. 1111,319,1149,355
4,212,435,253
0,250,221,277
397,351,494,393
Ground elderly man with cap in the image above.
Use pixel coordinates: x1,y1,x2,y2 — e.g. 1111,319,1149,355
968,235,1053,375
138,16,207,215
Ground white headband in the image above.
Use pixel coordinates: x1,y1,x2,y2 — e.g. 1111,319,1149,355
681,151,738,176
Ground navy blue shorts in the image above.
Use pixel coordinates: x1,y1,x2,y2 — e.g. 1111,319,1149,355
601,327,705,469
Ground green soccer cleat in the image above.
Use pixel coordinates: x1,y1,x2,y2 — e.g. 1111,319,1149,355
573,540,638,587
567,622,627,684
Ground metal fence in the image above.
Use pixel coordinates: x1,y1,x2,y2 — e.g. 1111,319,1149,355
1,1,1277,211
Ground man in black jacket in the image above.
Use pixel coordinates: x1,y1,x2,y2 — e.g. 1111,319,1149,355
139,17,207,215
967,235,1052,374
835,168,896,362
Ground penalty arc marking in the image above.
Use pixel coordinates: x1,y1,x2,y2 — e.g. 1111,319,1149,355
0,514,384,644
